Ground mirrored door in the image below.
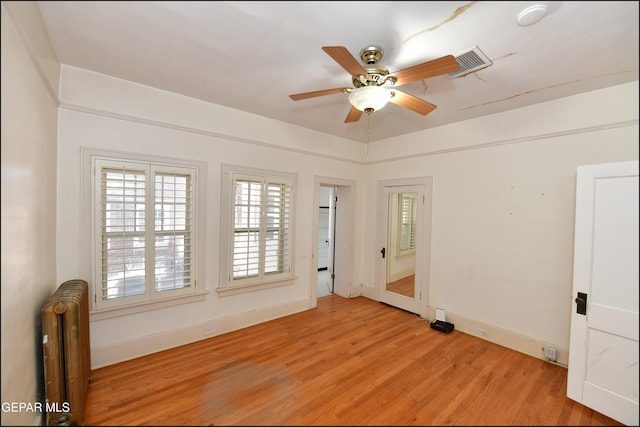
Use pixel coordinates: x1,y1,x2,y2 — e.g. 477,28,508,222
385,191,417,298
378,183,424,314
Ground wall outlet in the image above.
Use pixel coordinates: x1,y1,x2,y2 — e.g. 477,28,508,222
477,328,487,337
204,324,214,336
543,346,557,362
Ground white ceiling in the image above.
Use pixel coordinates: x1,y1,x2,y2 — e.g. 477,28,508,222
36,1,639,143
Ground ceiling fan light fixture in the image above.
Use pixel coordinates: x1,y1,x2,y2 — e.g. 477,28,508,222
348,86,392,113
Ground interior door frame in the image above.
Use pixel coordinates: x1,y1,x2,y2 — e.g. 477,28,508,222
317,186,336,293
311,176,355,305
376,177,432,317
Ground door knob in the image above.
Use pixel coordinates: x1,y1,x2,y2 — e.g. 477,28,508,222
575,292,587,315
380,247,385,258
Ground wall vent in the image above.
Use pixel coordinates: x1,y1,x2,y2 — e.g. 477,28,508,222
449,45,493,78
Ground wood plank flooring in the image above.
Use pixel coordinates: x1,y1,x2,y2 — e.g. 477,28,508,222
386,274,415,297
84,295,623,426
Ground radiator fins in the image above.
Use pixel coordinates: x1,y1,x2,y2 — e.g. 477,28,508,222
42,279,91,426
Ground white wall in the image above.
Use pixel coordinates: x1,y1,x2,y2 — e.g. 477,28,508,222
55,66,366,368
1,2,60,425
2,5,638,422
363,81,639,364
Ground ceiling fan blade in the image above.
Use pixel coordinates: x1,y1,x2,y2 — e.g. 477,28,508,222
389,90,437,116
322,46,367,77
289,87,349,101
390,55,460,86
344,106,363,123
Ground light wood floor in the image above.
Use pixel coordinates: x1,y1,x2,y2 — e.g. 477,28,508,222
386,274,415,297
84,295,622,426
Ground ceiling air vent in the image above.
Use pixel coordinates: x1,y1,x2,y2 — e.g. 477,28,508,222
448,45,492,78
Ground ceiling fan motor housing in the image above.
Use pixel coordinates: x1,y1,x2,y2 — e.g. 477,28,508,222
289,45,460,123
352,46,394,88
360,46,383,64
352,64,392,88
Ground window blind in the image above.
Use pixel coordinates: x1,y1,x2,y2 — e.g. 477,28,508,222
97,161,194,306
231,176,292,284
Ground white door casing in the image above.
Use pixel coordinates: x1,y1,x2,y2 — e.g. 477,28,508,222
332,186,351,297
312,177,355,301
376,177,433,317
567,160,639,426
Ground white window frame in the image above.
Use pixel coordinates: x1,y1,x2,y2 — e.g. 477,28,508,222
397,192,417,256
218,164,296,295
85,150,206,313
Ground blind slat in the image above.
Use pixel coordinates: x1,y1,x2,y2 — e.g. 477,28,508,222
99,163,194,302
231,177,292,282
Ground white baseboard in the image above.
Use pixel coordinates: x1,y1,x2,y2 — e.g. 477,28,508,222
90,297,311,369
426,307,568,366
355,290,568,366
355,291,568,366
389,268,414,283
360,284,376,299
348,283,363,297
91,295,567,370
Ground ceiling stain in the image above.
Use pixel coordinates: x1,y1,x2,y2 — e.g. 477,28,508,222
449,69,488,81
403,1,476,45
494,52,518,61
420,81,429,94
459,70,637,111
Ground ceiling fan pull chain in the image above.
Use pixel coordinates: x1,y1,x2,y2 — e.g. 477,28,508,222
365,114,371,163
289,45,459,124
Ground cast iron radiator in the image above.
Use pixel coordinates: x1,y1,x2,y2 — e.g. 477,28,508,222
41,279,92,426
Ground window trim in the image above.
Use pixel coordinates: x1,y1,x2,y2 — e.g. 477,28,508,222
397,192,417,257
218,164,297,296
81,148,207,314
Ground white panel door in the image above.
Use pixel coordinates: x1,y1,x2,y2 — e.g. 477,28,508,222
567,160,639,426
376,177,433,317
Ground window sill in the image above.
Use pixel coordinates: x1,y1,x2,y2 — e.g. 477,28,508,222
90,290,209,321
397,250,416,259
216,275,296,297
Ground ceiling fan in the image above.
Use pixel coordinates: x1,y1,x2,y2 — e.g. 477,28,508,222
289,45,460,123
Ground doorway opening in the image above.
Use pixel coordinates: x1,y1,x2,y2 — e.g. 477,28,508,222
313,177,354,302
317,185,336,297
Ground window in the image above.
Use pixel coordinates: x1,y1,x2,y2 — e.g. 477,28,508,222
219,165,296,294
398,193,417,255
92,157,198,310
